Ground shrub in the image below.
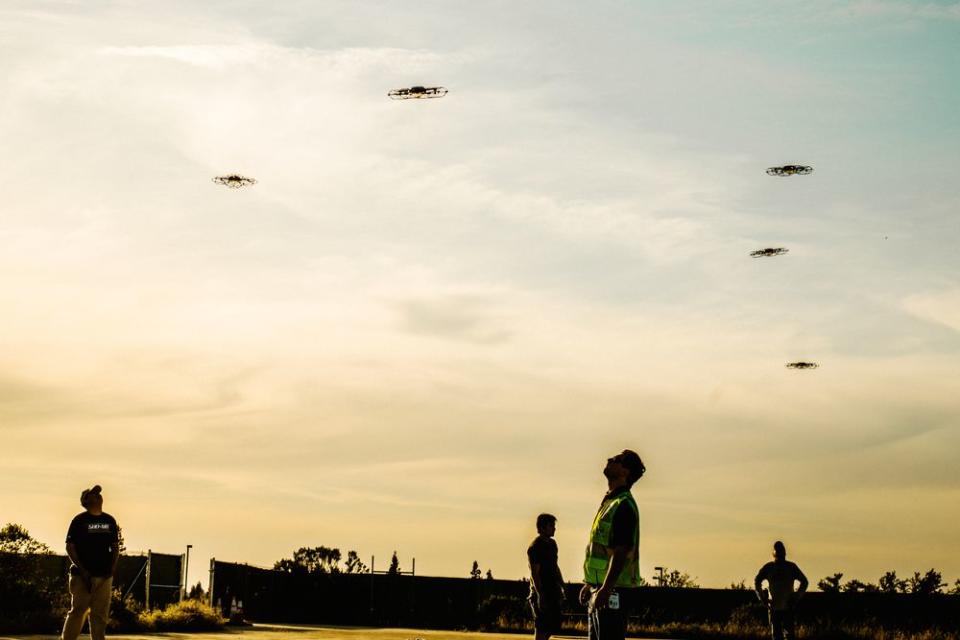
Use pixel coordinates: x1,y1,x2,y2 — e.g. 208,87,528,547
0,525,67,634
107,589,142,632
137,599,225,631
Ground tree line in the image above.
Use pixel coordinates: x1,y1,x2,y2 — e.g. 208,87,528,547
816,570,960,595
273,546,408,575
6,523,960,595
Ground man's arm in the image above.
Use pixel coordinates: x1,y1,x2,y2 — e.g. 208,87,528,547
754,566,769,604
530,562,544,601
111,545,120,576
794,565,809,602
66,542,85,571
110,521,121,576
593,545,630,608
66,542,91,589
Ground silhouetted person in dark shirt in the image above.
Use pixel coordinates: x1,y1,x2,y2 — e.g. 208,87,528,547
755,541,808,640
579,449,645,640
527,513,565,640
62,485,120,640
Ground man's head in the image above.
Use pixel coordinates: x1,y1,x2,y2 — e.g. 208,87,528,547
603,449,646,488
536,513,557,537
80,485,103,514
773,540,786,560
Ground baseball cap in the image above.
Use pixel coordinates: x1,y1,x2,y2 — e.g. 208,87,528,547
80,485,102,506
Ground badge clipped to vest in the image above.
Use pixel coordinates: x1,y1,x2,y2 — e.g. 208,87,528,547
607,591,620,610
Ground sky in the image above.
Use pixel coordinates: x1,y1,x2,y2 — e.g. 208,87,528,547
2,0,959,590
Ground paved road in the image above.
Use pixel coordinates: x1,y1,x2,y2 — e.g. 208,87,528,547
1,623,591,640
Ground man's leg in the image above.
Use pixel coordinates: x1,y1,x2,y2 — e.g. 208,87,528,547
536,601,562,640
782,609,796,640
589,593,627,640
88,577,113,640
530,598,550,640
62,574,92,640
599,607,627,640
587,596,600,640
769,610,785,640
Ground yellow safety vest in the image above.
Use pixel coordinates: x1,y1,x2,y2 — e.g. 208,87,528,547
583,489,641,587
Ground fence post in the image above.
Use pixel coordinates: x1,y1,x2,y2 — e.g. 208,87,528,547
209,557,216,608
180,552,186,602
145,550,152,610
369,555,375,620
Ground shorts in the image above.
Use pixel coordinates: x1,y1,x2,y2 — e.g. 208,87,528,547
530,598,563,635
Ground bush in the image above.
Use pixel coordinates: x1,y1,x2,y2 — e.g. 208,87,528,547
107,589,142,632
0,525,67,634
137,599,225,631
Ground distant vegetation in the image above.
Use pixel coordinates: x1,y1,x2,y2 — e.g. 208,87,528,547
5,521,960,639
0,522,221,633
818,570,960,595
0,523,65,632
274,546,369,574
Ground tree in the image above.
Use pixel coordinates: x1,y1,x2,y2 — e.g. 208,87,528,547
344,550,368,574
387,551,400,576
842,579,871,593
663,569,699,588
0,523,61,632
116,525,127,555
274,546,343,574
486,569,494,580
0,523,52,555
878,571,907,594
949,579,960,596
470,561,481,580
187,582,205,600
907,569,945,595
818,573,843,593
729,579,749,590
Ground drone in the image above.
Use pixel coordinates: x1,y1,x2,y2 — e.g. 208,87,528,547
750,247,789,258
785,362,819,370
388,86,448,100
766,165,813,177
212,174,257,189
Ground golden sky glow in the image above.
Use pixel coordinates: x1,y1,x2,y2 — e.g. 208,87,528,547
2,1,960,589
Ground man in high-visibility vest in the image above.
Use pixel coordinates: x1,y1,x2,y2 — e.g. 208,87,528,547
579,450,645,640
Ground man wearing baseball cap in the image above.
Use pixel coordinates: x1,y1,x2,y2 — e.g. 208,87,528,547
62,485,120,640
579,450,645,640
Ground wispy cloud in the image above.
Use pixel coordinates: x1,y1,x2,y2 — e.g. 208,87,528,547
393,295,512,344
2,0,960,588
903,289,960,333
830,1,960,21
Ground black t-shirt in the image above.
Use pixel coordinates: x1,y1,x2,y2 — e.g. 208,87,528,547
66,512,119,577
527,536,563,601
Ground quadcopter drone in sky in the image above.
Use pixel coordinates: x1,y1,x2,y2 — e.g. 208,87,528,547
388,86,448,100
766,165,813,177
750,247,789,258
212,174,257,189
785,361,819,370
